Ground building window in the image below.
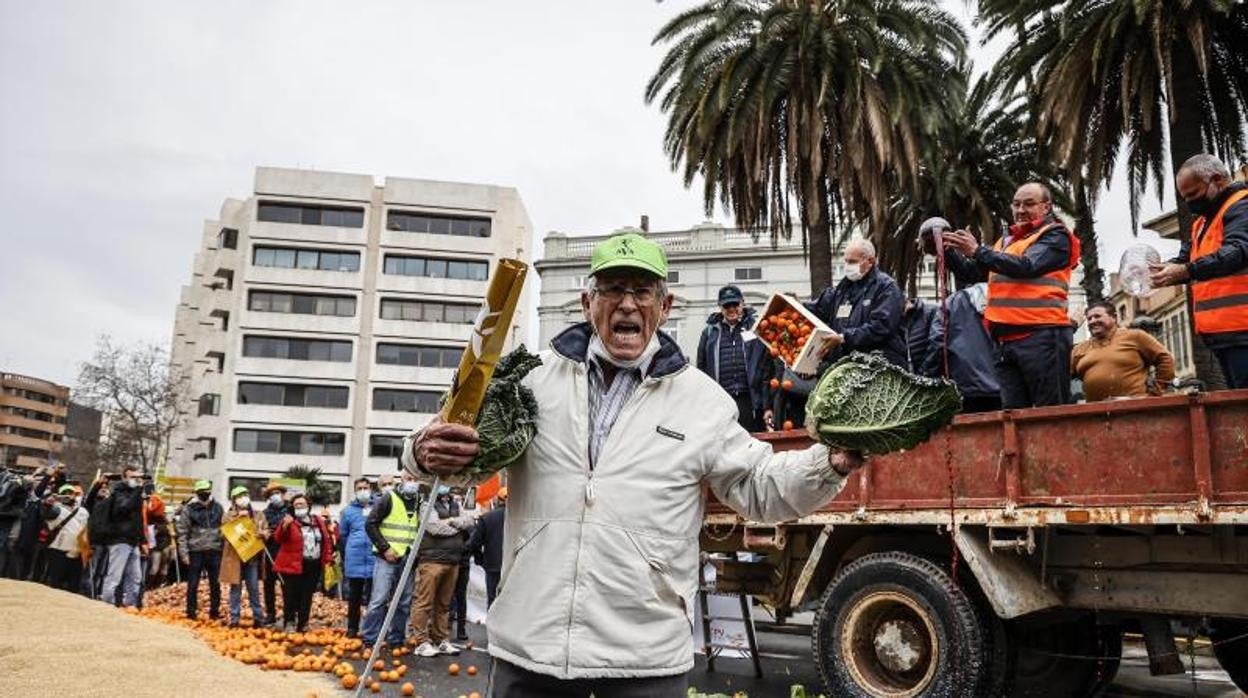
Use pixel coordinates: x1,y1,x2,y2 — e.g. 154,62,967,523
382,254,489,281
248,291,356,317
242,335,352,362
197,394,220,416
252,246,360,272
237,382,348,408
734,267,762,281
375,343,463,368
217,227,238,250
372,389,441,413
572,275,588,290
257,202,364,228
194,437,216,460
666,270,680,284
233,428,346,455
378,299,478,324
369,434,405,458
226,476,271,501
386,211,491,238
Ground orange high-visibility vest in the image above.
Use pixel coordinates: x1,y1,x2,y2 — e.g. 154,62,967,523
1190,189,1248,335
985,223,1081,327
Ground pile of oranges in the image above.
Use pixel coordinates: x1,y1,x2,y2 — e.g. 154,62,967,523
758,305,815,366
134,584,484,696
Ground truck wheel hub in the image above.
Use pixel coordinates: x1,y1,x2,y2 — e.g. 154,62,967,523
841,591,939,697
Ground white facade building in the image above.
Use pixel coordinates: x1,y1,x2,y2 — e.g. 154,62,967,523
169,167,532,504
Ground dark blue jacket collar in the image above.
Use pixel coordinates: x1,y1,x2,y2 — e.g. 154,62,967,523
550,322,688,378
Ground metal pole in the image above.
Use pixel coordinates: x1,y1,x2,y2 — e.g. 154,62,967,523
353,477,440,698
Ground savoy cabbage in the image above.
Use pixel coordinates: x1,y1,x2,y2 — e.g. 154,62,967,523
806,351,960,454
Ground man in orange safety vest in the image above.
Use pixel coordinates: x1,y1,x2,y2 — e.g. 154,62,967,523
1151,153,1248,389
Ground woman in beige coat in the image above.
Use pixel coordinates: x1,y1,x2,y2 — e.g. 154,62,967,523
220,486,269,627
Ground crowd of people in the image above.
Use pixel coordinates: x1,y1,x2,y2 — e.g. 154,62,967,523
0,461,509,659
695,153,1248,417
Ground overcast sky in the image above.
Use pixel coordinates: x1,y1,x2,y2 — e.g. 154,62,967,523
0,0,1176,387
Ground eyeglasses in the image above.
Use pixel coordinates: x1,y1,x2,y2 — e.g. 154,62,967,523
593,284,660,306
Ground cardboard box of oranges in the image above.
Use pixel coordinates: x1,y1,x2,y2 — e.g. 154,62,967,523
756,293,837,375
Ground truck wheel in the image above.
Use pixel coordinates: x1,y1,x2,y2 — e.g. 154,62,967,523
1209,618,1248,691
812,552,985,697
1009,616,1119,696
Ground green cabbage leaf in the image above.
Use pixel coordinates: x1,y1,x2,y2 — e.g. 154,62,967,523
454,345,542,479
806,352,960,455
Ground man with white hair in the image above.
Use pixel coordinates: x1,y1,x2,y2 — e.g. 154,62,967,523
809,237,907,370
401,232,865,696
1151,153,1248,389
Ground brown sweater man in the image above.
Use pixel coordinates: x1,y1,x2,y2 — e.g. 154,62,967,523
1072,302,1175,402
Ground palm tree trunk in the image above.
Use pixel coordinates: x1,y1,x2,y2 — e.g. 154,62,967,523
1072,183,1104,303
807,174,834,296
1169,40,1226,389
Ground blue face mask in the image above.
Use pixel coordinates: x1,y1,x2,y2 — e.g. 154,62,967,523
399,482,420,498
354,490,371,504
437,485,451,496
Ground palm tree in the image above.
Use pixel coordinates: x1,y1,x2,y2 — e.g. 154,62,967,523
985,0,1248,382
284,465,336,507
646,0,967,294
874,68,1067,292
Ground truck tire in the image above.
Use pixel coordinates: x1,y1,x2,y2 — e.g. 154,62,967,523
811,551,985,697
1009,615,1119,697
1209,618,1248,692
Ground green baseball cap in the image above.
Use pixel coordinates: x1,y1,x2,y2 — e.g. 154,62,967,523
589,233,667,279
194,479,211,491
230,485,249,498
58,484,76,495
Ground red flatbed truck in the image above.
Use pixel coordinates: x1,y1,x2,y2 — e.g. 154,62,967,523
702,390,1248,696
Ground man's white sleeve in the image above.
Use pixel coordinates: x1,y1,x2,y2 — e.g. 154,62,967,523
704,419,847,523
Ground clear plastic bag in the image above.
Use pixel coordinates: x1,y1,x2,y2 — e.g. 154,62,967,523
1118,244,1161,297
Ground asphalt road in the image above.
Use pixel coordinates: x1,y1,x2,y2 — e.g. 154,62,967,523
332,624,1243,697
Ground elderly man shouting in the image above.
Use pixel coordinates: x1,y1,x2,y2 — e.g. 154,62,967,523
402,233,861,697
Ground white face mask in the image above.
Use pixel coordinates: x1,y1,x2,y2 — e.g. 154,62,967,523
234,497,250,508
269,494,283,506
355,490,371,503
844,261,865,282
380,484,394,494
294,507,309,518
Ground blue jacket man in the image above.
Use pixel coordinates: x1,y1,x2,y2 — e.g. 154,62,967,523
338,477,376,637
696,285,774,432
920,283,1001,413
809,239,907,370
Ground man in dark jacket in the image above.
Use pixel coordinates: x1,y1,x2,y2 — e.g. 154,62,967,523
696,285,773,432
1151,153,1248,389
902,298,939,374
175,479,224,619
465,487,507,607
921,283,1002,413
260,483,288,625
98,466,146,607
0,468,31,579
410,485,474,657
810,239,907,369
942,183,1081,408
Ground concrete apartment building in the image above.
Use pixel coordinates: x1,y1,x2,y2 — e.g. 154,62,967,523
0,372,69,471
169,167,532,504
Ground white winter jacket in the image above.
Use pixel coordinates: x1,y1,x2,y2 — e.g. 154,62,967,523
402,324,847,679
47,504,88,557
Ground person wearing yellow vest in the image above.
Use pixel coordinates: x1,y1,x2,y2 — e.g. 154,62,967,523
1150,153,1248,389
941,182,1081,408
360,468,422,649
